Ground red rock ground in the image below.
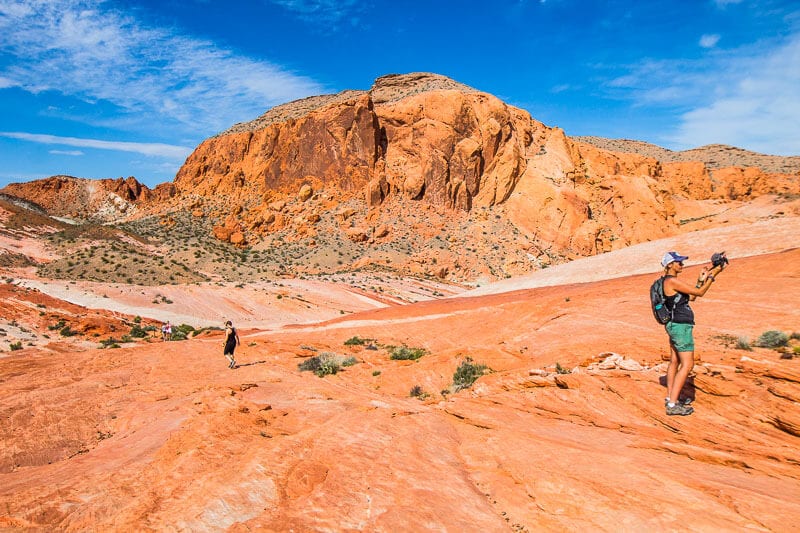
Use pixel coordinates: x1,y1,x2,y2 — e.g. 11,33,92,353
1,227,799,531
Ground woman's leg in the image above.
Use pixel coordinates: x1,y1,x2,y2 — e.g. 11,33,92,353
666,343,679,401
669,351,694,404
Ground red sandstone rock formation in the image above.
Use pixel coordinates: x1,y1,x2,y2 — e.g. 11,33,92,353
173,72,800,254
0,175,159,222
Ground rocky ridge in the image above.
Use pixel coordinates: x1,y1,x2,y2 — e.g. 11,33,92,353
0,175,176,223
575,137,800,174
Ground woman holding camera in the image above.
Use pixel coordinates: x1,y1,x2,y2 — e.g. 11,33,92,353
661,251,726,416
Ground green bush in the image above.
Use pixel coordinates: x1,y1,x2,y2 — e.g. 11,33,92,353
452,357,489,392
129,324,148,338
344,336,368,346
9,341,23,351
754,330,789,348
99,337,123,348
59,326,77,337
389,345,428,361
170,324,195,341
298,352,345,377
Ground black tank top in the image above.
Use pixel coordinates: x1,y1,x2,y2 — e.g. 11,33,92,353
225,327,237,347
664,276,694,324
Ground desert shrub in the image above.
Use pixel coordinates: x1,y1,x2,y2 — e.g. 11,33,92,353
298,352,345,377
342,356,358,367
9,341,23,351
59,326,78,337
791,332,800,341
389,345,428,361
129,324,148,338
99,337,123,348
372,370,381,376
754,330,789,349
735,336,753,351
555,362,571,374
48,319,66,331
344,336,368,346
452,357,489,392
409,385,429,399
170,324,195,341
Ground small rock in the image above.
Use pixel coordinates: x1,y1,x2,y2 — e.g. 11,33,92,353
298,184,313,202
618,359,643,371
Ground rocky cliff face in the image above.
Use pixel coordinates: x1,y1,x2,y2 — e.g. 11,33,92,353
0,176,175,222
175,72,799,257
175,73,536,213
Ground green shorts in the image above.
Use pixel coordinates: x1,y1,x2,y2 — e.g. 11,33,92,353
666,322,695,352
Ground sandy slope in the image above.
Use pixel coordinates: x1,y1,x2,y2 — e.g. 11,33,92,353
1,218,799,531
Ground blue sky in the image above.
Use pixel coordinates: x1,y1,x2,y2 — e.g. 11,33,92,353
1,0,798,189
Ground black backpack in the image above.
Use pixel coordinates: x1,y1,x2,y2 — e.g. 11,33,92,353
650,276,672,324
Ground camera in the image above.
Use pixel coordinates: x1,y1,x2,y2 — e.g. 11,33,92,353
711,252,729,269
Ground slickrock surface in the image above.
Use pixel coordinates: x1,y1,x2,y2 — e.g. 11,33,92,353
2,244,798,530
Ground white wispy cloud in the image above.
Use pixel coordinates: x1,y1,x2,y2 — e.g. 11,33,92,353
606,34,800,155
49,149,84,156
0,0,326,134
699,34,720,48
267,0,364,27
0,132,191,158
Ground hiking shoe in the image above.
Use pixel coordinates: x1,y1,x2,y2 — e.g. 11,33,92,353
665,397,694,407
666,403,694,416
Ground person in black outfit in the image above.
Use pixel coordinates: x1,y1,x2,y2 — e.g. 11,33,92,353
661,251,725,416
223,320,240,369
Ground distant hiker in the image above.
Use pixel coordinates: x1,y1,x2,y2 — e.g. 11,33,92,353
223,320,240,369
163,321,172,341
660,251,727,416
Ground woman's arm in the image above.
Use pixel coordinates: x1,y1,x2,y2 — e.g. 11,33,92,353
666,264,724,298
